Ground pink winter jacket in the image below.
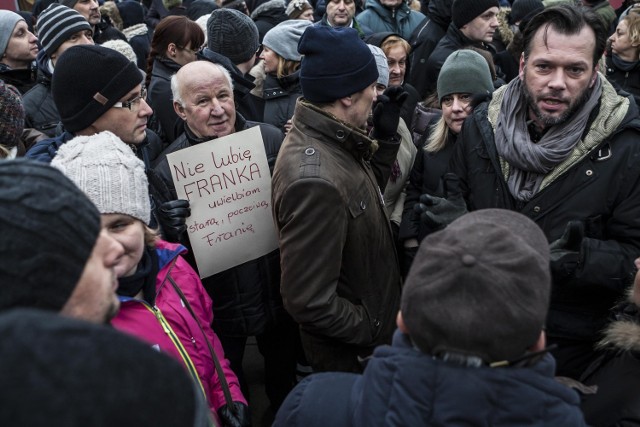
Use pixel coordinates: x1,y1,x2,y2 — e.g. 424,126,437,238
111,240,246,414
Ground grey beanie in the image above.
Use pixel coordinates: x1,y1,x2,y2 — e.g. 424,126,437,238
207,8,259,64
368,44,389,87
52,131,151,225
402,209,551,364
0,11,24,58
263,19,312,62
437,50,493,101
37,4,92,58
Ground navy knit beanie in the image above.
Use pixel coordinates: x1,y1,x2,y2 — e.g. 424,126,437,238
0,159,101,312
298,26,378,103
52,45,142,133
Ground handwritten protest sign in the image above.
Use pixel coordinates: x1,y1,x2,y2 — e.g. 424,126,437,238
166,127,278,278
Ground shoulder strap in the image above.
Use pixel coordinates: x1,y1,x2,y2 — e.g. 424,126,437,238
166,273,234,407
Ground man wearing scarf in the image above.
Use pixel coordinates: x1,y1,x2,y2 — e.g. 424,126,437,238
419,4,640,380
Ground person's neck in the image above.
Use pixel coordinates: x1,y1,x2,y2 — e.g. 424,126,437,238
617,50,639,63
0,59,29,70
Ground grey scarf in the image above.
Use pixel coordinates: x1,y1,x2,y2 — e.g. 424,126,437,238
495,77,602,201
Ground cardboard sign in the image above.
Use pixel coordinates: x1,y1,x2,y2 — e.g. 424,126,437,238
166,127,278,278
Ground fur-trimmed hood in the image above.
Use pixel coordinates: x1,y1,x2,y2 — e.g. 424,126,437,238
598,293,640,353
496,7,514,48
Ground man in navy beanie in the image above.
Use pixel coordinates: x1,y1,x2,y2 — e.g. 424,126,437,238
271,25,407,373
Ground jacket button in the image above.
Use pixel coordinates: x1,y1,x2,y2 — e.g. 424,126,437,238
360,201,366,210
533,206,540,213
336,130,345,139
374,319,380,328
304,147,315,155
586,169,593,176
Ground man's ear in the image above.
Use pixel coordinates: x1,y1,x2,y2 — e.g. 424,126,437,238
397,311,409,334
518,52,526,81
339,95,353,108
589,64,600,88
173,100,186,120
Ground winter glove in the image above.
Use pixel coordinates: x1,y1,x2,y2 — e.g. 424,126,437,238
371,86,408,141
217,402,251,427
157,199,191,243
415,173,467,231
549,221,584,278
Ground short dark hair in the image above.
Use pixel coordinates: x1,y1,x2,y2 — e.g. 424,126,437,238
522,4,606,68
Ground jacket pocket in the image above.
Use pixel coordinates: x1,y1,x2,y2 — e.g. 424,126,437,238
347,185,371,219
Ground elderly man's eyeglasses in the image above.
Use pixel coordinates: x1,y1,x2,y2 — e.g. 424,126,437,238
112,88,147,111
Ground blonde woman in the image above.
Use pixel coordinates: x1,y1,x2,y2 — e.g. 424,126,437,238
399,50,493,273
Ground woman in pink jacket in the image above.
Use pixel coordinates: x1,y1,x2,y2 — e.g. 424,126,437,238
52,131,249,427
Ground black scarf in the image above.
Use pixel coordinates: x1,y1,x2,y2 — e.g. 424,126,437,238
117,246,159,306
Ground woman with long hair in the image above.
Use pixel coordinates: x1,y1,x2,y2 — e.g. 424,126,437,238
146,15,204,144
399,49,493,273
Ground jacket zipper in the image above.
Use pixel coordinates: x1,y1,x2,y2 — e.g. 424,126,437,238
141,302,207,399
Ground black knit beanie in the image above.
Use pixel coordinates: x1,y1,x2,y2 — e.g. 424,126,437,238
0,160,101,312
298,26,378,103
207,8,259,64
510,0,544,24
452,0,499,28
0,309,212,427
52,45,143,133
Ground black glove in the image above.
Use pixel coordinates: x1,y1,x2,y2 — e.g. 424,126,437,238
549,221,584,278
156,199,191,242
217,402,251,427
415,173,467,230
371,86,408,140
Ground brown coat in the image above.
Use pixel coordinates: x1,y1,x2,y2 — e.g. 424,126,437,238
271,100,402,372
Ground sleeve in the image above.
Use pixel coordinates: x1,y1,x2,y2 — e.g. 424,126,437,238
275,177,375,345
370,136,402,192
399,147,424,241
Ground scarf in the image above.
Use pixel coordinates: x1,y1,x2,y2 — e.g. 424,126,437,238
494,76,603,201
117,246,159,306
612,54,639,72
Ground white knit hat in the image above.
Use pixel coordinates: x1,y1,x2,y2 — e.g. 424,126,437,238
52,131,151,224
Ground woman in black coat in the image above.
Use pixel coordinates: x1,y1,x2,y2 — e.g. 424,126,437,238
606,13,640,105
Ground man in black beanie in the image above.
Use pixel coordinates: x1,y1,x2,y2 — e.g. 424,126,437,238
273,209,587,426
0,159,124,324
25,44,189,243
423,0,500,96
272,25,407,373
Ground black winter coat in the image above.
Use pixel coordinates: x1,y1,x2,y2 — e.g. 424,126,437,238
153,114,286,336
423,23,489,96
147,58,181,144
605,54,640,107
0,63,37,95
449,87,640,347
22,53,59,137
406,0,452,99
262,71,301,133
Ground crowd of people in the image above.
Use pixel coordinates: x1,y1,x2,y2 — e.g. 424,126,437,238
0,0,640,425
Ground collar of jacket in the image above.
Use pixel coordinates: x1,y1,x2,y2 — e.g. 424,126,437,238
295,99,379,160
182,112,249,145
596,290,640,353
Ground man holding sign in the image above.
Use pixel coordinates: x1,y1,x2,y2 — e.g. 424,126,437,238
272,26,405,373
153,60,299,412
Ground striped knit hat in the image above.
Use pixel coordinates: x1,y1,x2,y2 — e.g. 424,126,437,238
36,3,92,58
